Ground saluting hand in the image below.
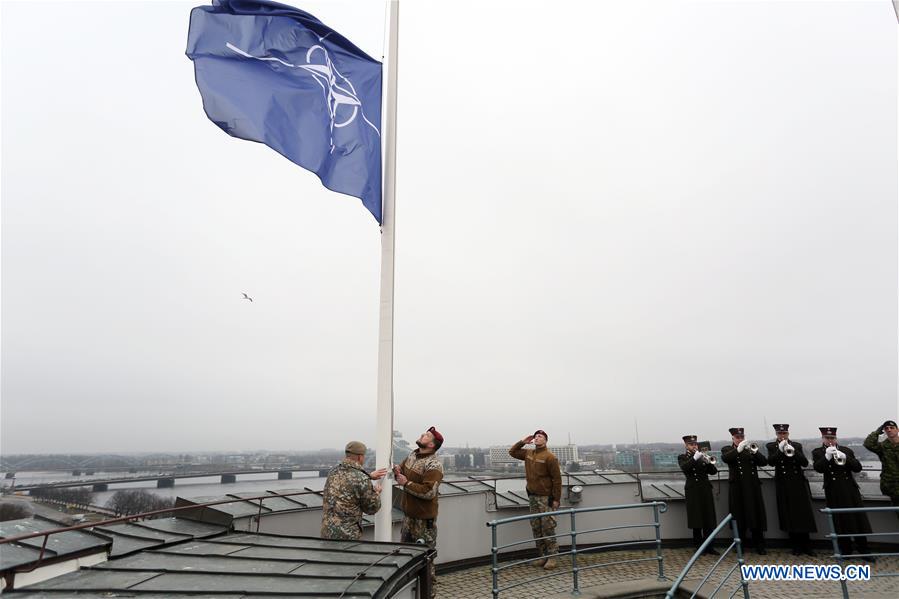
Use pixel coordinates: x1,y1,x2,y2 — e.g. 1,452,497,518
370,468,388,481
522,435,535,444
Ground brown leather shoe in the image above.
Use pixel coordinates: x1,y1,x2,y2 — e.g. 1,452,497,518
533,558,547,567
543,558,558,570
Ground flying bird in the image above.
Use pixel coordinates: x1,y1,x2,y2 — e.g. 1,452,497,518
242,293,253,302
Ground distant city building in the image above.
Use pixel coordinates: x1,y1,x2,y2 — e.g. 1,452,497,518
613,451,638,469
488,447,518,467
551,444,579,464
651,452,679,469
489,444,579,467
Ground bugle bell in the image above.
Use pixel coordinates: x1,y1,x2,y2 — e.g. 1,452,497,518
835,453,847,466
705,455,718,466
783,444,795,457
749,442,760,454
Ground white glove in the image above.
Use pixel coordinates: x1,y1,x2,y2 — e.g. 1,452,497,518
737,440,748,453
778,440,787,451
835,450,847,461
825,446,836,460
693,451,704,461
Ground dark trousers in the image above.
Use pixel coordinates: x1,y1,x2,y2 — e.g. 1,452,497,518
788,532,811,553
692,527,714,548
838,535,870,556
735,522,765,549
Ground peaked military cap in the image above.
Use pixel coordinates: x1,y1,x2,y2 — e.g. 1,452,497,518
773,424,789,432
682,435,697,443
819,427,837,436
728,427,744,436
884,420,898,428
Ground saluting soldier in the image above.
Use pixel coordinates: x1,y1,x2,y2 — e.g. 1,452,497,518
678,435,719,555
765,424,816,556
320,441,387,540
509,430,563,570
863,419,899,517
812,426,873,561
720,427,768,554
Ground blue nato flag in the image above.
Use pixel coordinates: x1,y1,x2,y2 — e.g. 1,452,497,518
186,1,383,223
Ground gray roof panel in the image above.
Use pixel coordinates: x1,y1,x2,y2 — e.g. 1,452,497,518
132,517,226,538
0,518,108,556
130,571,383,595
94,522,191,543
0,542,49,571
26,569,161,590
94,552,300,574
155,541,250,556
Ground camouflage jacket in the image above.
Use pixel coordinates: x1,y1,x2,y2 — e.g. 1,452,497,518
864,430,899,494
320,459,380,540
399,450,444,520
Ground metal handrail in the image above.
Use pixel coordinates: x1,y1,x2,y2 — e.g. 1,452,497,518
665,514,750,599
822,505,899,599
486,500,668,598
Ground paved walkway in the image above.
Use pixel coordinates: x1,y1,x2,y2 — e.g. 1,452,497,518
436,547,898,598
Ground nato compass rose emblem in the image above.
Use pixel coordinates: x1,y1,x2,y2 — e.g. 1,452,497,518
226,40,380,153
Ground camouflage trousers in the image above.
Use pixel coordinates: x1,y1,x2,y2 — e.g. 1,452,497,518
529,494,558,557
402,517,437,598
320,516,363,541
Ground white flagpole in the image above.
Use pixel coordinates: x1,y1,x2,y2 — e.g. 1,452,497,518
375,0,399,543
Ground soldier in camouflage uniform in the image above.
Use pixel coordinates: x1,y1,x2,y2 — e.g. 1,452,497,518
394,426,444,598
320,441,387,540
864,419,899,518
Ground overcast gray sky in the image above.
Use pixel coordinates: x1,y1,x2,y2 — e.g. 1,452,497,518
2,0,897,454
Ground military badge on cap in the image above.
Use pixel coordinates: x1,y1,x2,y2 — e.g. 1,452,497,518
773,424,789,432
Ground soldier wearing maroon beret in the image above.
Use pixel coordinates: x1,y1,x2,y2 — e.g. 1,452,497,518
509,429,562,570
394,426,445,597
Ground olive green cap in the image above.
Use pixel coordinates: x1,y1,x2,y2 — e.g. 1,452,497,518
345,441,367,455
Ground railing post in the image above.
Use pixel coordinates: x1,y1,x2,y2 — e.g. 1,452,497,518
490,523,499,599
569,509,580,596
653,503,665,580
825,509,850,599
731,519,749,599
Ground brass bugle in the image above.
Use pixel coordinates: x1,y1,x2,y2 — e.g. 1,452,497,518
705,455,718,466
749,442,760,453
835,453,846,466
783,444,795,457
